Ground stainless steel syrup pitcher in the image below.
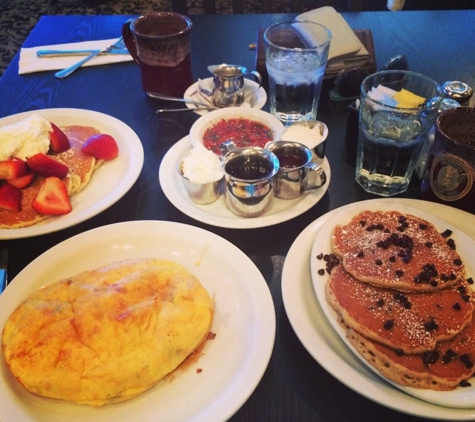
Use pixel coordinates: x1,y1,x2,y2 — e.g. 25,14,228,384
207,63,262,107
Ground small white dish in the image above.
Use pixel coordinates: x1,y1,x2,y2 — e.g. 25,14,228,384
282,198,475,420
0,220,276,422
183,78,267,115
0,108,143,239
159,136,331,229
189,107,284,154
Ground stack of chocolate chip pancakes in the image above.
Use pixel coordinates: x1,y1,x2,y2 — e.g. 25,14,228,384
325,210,475,391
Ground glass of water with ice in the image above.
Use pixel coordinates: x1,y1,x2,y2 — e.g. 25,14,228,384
355,70,443,196
264,21,331,126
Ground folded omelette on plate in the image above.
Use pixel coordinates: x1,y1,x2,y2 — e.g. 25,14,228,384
2,258,214,406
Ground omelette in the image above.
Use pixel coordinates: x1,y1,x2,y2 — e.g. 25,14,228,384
2,259,214,406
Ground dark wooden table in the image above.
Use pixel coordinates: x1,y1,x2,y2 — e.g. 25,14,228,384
0,9,475,422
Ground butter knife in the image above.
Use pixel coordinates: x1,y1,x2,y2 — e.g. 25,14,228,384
36,49,129,58
0,248,8,294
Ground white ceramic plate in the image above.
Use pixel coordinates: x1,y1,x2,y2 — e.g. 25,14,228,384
0,221,276,422
282,198,475,420
159,136,331,229
0,108,143,239
183,78,267,115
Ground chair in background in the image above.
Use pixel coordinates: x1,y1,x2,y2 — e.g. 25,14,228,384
172,0,364,15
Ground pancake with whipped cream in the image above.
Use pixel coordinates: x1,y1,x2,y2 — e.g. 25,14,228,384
326,264,474,354
2,259,214,406
332,210,465,292
0,126,98,229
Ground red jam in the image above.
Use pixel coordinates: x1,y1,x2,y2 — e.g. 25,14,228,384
202,118,273,154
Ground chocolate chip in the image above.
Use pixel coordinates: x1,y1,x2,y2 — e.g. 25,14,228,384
316,253,323,260
375,259,383,266
454,258,463,266
423,350,440,364
425,241,433,248
419,223,428,230
318,269,325,276
377,298,385,307
442,349,457,364
383,319,394,330
468,277,474,285
441,229,452,238
395,349,404,356
460,354,474,369
357,250,365,258
366,223,384,231
447,238,456,250
394,292,408,303
453,302,462,310
460,380,472,387
395,270,404,278
424,319,439,331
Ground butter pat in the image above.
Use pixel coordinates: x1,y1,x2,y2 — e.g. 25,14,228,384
367,85,425,109
392,88,425,108
182,146,224,184
0,114,51,161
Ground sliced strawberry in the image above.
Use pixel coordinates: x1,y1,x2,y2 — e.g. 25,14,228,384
32,177,72,215
49,122,70,153
7,171,35,189
0,157,27,180
0,183,21,211
27,153,69,179
81,134,119,160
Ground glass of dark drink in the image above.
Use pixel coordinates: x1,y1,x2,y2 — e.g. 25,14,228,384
419,106,475,214
122,12,193,97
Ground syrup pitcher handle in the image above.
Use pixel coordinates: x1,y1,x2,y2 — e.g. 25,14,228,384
244,70,262,98
305,162,327,191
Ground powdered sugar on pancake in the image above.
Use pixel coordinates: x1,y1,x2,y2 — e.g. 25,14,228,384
332,210,465,292
327,265,474,354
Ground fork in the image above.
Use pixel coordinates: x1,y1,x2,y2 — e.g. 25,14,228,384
54,37,126,79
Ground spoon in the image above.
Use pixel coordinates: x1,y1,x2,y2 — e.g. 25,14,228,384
147,92,217,109
155,107,217,113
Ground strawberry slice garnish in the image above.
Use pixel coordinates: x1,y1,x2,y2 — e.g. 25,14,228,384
32,177,72,215
0,183,21,211
27,153,69,179
7,171,35,189
0,157,28,180
81,134,119,160
49,122,70,153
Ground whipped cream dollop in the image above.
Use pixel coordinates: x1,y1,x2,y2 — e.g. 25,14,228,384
181,146,224,184
0,114,51,161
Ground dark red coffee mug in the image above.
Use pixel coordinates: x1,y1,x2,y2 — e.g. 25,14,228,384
122,12,193,97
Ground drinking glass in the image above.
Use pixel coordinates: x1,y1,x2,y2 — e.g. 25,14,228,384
122,12,193,97
355,70,443,196
264,21,331,126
